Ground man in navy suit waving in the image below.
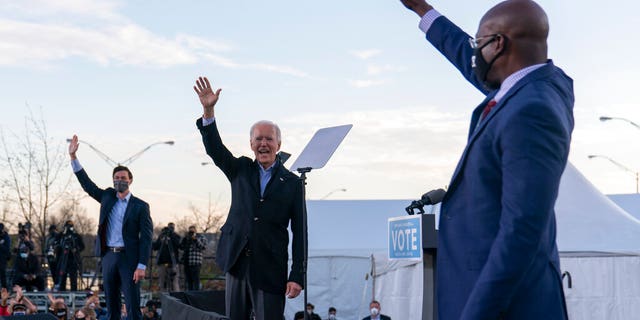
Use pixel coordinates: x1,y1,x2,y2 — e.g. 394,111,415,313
398,0,573,319
69,135,153,320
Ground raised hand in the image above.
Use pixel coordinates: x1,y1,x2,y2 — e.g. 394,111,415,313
13,285,23,300
68,134,79,160
398,0,432,17
193,76,222,119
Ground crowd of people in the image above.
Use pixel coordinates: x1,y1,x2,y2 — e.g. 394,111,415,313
292,301,391,320
151,223,208,292
0,286,158,320
0,220,86,293
0,217,205,319
0,285,101,319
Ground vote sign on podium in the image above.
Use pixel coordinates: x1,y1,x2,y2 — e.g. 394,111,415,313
388,215,422,260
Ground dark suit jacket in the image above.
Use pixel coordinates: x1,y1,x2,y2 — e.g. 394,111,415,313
427,16,573,320
0,233,10,263
362,315,391,320
14,254,40,277
74,169,153,270
197,119,305,294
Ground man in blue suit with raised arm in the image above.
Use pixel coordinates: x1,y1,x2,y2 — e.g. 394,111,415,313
398,0,573,319
69,135,153,320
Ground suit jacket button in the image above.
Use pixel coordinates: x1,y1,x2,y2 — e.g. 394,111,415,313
259,198,264,202
254,217,259,221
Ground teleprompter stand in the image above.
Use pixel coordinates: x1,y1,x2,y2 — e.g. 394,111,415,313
289,124,352,320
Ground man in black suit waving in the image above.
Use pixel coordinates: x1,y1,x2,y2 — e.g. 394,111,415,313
69,135,153,320
193,76,305,320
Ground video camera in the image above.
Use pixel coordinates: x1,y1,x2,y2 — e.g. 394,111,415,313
59,221,78,251
18,222,32,239
63,222,75,235
161,227,173,237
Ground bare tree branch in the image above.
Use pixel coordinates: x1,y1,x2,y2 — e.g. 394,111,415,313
172,193,226,235
0,105,73,254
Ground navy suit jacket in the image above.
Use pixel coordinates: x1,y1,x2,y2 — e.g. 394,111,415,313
74,169,153,270
197,119,305,294
427,16,573,319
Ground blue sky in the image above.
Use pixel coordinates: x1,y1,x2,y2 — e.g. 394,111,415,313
1,0,640,224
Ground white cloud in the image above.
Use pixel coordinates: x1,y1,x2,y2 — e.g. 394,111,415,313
200,54,309,78
0,19,197,68
0,1,309,76
350,49,381,60
0,0,124,22
367,64,405,75
275,107,469,198
348,79,386,88
177,35,234,53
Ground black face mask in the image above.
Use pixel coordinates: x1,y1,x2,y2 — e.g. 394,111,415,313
55,309,67,318
114,180,129,193
472,35,506,90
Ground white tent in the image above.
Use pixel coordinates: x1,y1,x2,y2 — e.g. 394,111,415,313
284,162,640,320
555,163,640,253
284,200,419,319
555,164,640,319
607,193,640,220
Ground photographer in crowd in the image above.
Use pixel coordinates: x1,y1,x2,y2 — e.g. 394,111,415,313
15,222,35,253
152,222,181,292
55,220,85,291
0,223,10,289
179,225,207,290
45,224,60,286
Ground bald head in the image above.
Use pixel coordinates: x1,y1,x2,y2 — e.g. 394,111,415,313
479,0,549,67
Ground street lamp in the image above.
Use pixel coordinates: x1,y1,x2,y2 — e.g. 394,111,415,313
320,188,347,200
599,116,640,130
588,154,639,193
66,138,174,166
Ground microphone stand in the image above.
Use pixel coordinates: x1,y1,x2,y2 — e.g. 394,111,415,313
288,124,352,320
297,167,311,320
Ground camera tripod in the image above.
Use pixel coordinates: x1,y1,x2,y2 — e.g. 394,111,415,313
156,233,179,291
55,234,82,291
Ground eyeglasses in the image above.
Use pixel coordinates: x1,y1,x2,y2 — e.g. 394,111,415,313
468,34,501,49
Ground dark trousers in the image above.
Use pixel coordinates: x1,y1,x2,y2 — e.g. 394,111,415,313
103,251,141,320
47,256,58,285
225,260,285,320
184,264,201,291
13,275,45,292
56,252,81,291
57,268,78,291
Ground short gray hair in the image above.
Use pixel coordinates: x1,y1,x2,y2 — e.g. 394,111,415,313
250,120,281,143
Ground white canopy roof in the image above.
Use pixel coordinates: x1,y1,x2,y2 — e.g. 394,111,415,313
607,193,640,220
555,163,640,253
303,162,640,255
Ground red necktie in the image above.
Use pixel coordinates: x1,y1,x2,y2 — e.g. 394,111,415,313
480,100,497,121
